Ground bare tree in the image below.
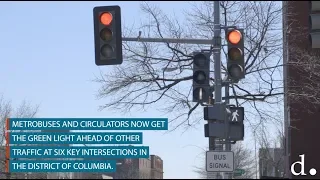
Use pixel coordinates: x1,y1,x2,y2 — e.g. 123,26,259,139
94,3,288,178
194,142,257,179
257,127,285,178
285,46,320,112
93,2,319,178
0,97,39,145
0,95,40,179
94,1,284,134
281,0,320,116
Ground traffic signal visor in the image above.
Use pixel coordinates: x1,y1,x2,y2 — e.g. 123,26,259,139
228,47,243,61
100,28,113,41
227,30,242,45
194,53,207,67
193,71,207,84
100,12,113,26
228,64,244,79
193,87,205,101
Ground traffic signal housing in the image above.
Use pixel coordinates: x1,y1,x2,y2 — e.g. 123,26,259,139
226,29,245,82
309,1,320,48
192,51,211,103
93,6,123,66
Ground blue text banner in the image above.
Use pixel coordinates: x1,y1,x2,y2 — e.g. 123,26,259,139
9,132,143,144
8,118,168,130
9,146,149,159
8,160,116,173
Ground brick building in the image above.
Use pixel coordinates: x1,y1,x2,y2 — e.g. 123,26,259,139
73,155,164,179
259,148,285,178
113,155,163,179
150,155,163,179
114,157,151,179
283,1,320,178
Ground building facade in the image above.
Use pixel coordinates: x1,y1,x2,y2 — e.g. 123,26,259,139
114,156,164,179
73,155,164,179
259,148,285,178
283,1,320,178
150,155,163,179
115,157,151,179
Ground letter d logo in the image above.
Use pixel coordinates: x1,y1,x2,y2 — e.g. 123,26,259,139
291,154,306,176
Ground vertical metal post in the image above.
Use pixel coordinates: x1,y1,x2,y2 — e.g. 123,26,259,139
225,84,233,179
207,1,222,179
213,1,221,104
222,2,232,178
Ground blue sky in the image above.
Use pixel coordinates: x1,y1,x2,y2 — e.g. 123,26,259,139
0,1,208,178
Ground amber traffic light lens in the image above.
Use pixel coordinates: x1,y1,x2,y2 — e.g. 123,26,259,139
228,30,242,44
228,64,243,78
101,44,114,58
100,12,113,26
228,47,243,61
193,71,207,84
100,28,113,41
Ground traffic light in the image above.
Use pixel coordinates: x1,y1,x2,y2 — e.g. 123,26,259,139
226,29,245,82
93,6,123,66
192,51,211,102
309,1,320,48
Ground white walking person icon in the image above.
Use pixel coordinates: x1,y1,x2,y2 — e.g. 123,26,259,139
232,110,239,122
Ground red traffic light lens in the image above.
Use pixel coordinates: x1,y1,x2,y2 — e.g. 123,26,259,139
227,30,242,44
193,71,207,84
228,48,243,61
194,53,207,67
100,28,113,41
101,44,114,58
100,12,113,26
228,64,243,78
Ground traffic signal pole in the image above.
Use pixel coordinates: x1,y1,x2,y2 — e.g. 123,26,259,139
122,37,215,45
207,1,223,179
225,84,232,179
213,1,222,104
223,1,232,178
